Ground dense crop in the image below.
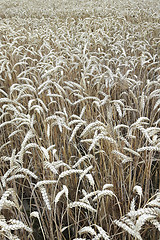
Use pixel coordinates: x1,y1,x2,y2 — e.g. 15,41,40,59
0,0,160,239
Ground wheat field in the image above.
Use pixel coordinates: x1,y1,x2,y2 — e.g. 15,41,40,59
0,0,160,239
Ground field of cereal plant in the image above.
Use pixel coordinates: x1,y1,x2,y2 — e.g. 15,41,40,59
0,0,160,239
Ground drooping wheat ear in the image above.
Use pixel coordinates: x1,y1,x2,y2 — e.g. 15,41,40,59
81,190,101,203
114,219,142,240
39,186,51,211
92,233,102,240
19,129,35,164
150,219,160,231
85,174,95,187
130,198,136,211
0,118,14,129
40,146,50,160
6,174,25,183
68,201,97,213
1,166,17,187
0,218,14,239
0,141,11,152
94,225,110,240
130,117,150,129
0,188,17,211
114,124,129,131
137,146,160,152
127,207,160,218
15,167,38,179
81,189,90,204
112,150,132,163
72,96,101,106
7,219,32,233
69,119,85,127
69,122,86,142
134,213,155,232
72,154,94,168
114,102,123,118
1,199,18,210
103,184,113,190
30,211,40,219
9,149,17,168
80,106,86,118
59,169,83,179
133,185,143,197
5,169,32,185
55,185,68,205
123,147,141,157
146,199,160,208
79,166,93,181
33,180,57,191
78,226,97,236
43,161,58,174
80,120,107,138
53,160,71,169
89,134,116,152
24,143,41,152
93,190,115,202
30,211,46,239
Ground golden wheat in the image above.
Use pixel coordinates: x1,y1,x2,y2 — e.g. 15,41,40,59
0,0,159,239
